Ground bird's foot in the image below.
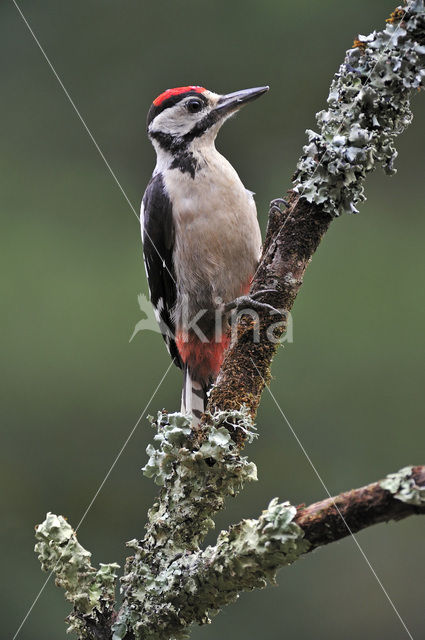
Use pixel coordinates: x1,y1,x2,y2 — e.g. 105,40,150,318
224,289,283,317
269,197,289,215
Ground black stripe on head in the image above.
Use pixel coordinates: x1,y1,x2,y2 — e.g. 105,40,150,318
148,108,220,154
148,106,222,179
146,91,208,129
184,111,220,141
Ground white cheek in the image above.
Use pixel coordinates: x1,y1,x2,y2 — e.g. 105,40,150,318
151,141,173,173
150,107,205,137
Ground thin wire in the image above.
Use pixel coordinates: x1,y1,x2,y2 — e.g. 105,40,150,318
11,360,174,640
250,358,414,640
11,0,176,286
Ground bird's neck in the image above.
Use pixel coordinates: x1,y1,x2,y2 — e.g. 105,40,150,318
153,137,219,179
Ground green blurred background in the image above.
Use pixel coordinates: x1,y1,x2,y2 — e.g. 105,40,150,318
1,1,424,638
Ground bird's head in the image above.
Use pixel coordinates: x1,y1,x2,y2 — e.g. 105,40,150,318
147,85,269,157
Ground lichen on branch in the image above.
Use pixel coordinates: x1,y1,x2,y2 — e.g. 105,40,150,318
118,498,309,640
381,465,425,505
36,453,425,640
113,415,310,640
114,409,258,638
141,408,257,548
209,0,425,427
293,0,425,215
34,513,119,636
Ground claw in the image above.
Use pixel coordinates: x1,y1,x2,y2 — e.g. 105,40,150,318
249,289,279,300
224,289,284,317
269,197,289,214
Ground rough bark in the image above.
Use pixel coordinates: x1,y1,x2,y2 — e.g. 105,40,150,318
296,465,425,548
206,0,425,444
205,194,332,444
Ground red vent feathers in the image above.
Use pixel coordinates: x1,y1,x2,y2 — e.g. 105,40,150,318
153,86,206,106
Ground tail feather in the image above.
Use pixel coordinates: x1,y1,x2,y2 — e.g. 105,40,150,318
181,365,208,425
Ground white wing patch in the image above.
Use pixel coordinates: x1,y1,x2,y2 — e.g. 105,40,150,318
153,297,164,324
140,200,145,242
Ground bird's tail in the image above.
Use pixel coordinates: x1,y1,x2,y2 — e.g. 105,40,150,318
181,364,208,425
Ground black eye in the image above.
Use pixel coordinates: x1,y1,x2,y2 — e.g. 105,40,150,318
186,99,203,113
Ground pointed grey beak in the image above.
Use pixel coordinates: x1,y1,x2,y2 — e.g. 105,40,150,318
214,86,269,116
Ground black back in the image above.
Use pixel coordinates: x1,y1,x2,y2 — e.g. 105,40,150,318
141,173,182,368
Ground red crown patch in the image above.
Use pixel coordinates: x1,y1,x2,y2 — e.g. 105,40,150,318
153,86,206,106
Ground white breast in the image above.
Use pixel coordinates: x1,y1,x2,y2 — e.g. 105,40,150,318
163,148,262,324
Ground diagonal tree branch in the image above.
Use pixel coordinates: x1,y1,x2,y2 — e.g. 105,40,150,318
206,0,425,445
295,465,425,548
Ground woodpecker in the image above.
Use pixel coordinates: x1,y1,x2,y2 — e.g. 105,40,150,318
141,85,269,423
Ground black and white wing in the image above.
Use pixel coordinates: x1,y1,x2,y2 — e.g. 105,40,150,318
141,173,182,368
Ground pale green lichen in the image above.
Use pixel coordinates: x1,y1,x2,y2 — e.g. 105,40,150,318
34,513,119,635
143,407,257,487
293,1,425,215
141,409,257,551
113,410,259,638
204,498,310,591
114,499,309,640
142,411,193,487
380,466,425,505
